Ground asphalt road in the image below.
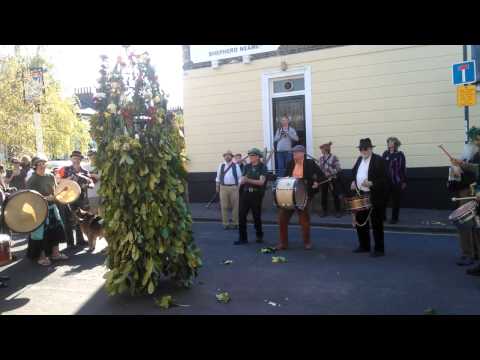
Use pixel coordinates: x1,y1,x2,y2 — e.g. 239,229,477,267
1,222,479,315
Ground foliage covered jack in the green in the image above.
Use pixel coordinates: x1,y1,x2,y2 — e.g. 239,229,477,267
90,50,201,296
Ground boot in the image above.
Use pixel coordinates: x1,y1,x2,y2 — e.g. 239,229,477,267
466,263,480,276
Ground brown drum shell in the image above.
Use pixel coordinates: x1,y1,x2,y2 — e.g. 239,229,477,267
344,195,371,213
0,240,11,266
2,190,48,234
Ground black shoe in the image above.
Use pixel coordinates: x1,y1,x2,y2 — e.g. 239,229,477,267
320,213,328,218
0,276,10,281
371,251,385,257
457,256,475,266
353,247,370,253
335,212,343,218
256,237,264,243
0,281,8,288
466,264,480,276
234,240,248,245
389,219,398,224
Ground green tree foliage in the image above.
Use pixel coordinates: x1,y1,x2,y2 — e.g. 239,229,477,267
90,50,201,296
0,48,90,159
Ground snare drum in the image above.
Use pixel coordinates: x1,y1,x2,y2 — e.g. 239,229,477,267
273,177,307,210
344,195,372,213
449,200,478,230
2,190,48,233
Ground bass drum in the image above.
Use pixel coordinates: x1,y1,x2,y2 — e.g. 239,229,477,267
2,190,48,233
273,177,307,210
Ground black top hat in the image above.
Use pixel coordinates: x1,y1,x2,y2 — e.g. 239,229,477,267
357,138,375,149
70,150,84,159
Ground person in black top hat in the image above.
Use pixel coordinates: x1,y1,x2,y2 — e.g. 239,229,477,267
350,138,388,257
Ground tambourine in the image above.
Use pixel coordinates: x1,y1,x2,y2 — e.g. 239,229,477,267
54,179,82,205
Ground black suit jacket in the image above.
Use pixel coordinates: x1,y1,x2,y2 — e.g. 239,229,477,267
285,157,326,197
351,153,387,208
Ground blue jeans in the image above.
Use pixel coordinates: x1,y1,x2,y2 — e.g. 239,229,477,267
276,151,292,177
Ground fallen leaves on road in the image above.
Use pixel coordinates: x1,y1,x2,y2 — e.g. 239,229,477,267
260,247,276,254
424,308,438,315
272,256,287,263
155,295,173,309
216,292,231,303
155,295,191,309
222,259,234,265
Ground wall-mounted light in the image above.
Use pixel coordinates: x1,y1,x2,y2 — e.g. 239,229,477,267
242,55,251,64
211,59,219,69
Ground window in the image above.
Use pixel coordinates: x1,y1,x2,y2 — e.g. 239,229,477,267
273,78,305,93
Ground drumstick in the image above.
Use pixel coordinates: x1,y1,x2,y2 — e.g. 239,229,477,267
452,196,477,202
438,144,454,161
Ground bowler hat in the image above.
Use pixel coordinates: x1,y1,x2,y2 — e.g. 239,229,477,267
357,138,375,149
247,148,263,157
70,150,84,159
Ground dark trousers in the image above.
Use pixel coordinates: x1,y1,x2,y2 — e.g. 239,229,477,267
355,205,385,252
385,184,402,221
321,182,341,213
278,201,311,248
239,190,263,241
60,204,86,246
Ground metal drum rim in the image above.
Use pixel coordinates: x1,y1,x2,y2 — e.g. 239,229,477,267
2,189,48,233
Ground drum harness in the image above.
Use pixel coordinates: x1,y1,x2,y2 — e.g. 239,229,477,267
351,188,373,228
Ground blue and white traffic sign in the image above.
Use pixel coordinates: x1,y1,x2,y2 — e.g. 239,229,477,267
452,61,477,85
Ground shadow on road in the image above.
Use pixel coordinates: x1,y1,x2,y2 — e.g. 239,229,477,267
0,241,106,314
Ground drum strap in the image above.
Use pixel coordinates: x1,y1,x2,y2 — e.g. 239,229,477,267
352,208,373,228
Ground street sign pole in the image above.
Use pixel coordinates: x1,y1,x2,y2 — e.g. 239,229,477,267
33,105,44,156
463,45,469,144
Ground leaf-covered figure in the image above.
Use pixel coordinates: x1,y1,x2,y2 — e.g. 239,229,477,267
90,50,201,296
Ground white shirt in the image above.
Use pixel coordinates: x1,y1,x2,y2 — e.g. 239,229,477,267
26,168,35,182
215,161,241,186
356,156,371,192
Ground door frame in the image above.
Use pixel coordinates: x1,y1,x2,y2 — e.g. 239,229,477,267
261,65,312,170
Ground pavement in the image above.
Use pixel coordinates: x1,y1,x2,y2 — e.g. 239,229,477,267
1,222,479,315
189,203,457,234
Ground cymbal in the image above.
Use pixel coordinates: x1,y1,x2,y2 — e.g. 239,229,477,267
55,179,81,204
